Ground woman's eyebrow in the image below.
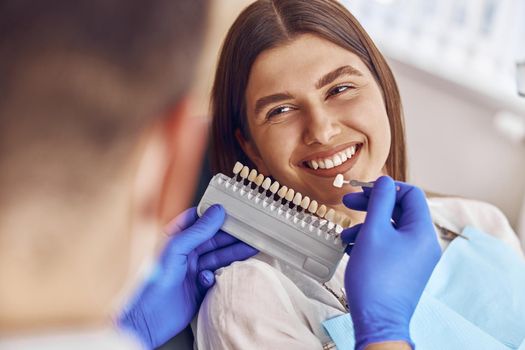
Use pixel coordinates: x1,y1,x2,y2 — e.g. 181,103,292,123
315,65,363,89
254,92,294,116
252,65,362,116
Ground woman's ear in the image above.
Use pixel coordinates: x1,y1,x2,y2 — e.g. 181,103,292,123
235,129,270,175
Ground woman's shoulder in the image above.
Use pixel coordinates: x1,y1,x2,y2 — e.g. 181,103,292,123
427,196,510,232
427,196,523,255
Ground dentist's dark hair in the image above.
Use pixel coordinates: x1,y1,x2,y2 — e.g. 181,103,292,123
0,0,208,197
210,0,406,181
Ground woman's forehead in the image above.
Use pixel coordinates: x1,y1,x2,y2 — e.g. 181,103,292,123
246,34,371,99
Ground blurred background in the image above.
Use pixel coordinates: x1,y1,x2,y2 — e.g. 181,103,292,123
190,0,525,250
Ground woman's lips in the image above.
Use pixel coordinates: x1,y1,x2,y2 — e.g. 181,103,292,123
301,144,362,178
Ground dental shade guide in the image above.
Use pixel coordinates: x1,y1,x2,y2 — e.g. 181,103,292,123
197,162,351,283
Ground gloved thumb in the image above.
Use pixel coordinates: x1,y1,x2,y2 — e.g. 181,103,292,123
171,204,225,255
364,176,396,227
198,270,216,289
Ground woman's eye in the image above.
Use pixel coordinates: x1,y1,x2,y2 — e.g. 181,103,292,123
327,84,354,98
267,105,294,119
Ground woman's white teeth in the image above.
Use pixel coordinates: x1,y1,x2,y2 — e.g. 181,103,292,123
333,154,342,166
306,145,357,170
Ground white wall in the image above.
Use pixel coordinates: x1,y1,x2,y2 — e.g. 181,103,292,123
389,58,525,242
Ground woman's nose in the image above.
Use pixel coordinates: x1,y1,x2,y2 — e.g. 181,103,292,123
302,106,341,145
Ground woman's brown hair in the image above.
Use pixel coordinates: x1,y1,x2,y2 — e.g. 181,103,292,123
210,0,406,181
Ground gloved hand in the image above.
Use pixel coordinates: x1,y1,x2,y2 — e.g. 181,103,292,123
117,204,258,349
341,176,441,350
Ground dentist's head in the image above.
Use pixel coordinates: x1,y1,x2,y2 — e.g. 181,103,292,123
0,0,209,331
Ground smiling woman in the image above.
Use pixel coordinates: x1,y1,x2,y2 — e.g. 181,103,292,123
210,0,406,186
195,0,524,349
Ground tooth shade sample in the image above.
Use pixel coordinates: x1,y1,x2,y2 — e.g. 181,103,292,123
325,208,335,221
342,216,352,228
292,192,302,205
254,174,264,186
269,181,280,194
240,166,250,179
285,188,295,201
316,204,327,217
336,213,347,226
248,169,258,182
300,196,311,209
333,211,342,225
261,177,272,190
233,161,243,174
277,185,288,198
308,200,318,213
333,174,345,188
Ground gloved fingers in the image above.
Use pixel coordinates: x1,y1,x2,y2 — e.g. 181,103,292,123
197,241,258,272
395,185,432,229
164,207,199,235
360,181,412,225
342,192,369,211
361,180,411,199
343,180,412,210
363,176,397,227
197,270,216,290
391,204,403,226
195,230,239,256
169,204,225,256
341,224,362,244
342,223,362,255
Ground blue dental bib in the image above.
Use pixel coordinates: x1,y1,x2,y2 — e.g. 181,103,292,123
322,226,525,350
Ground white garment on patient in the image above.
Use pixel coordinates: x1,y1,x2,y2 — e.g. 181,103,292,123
193,197,524,350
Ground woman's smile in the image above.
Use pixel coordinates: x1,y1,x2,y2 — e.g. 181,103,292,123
299,142,363,177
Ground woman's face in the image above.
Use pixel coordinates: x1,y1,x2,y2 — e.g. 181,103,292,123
241,34,391,217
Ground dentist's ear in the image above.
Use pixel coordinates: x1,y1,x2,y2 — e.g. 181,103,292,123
159,97,209,224
235,128,270,175
112,97,208,313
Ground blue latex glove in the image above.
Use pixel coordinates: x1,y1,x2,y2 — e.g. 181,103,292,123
117,204,258,349
341,176,441,350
